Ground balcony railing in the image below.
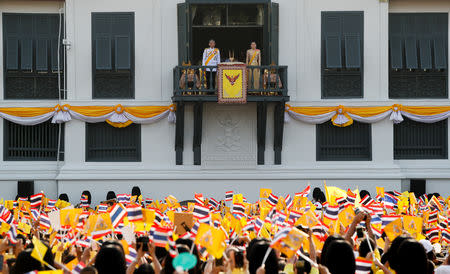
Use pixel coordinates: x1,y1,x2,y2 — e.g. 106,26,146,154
173,65,288,101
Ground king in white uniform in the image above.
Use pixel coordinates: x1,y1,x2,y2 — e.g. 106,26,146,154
202,39,221,89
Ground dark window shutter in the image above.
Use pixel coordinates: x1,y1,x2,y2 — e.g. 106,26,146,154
344,34,361,68
342,13,362,69
389,14,404,69
6,38,19,70
404,16,418,69
50,38,59,71
95,36,112,70
115,35,131,70
270,2,279,64
36,39,48,71
419,39,432,69
177,3,188,64
20,38,33,70
325,35,342,68
433,14,447,69
323,14,343,69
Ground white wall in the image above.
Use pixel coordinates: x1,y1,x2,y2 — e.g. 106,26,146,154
0,0,449,202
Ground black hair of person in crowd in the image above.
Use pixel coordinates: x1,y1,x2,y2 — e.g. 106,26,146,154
396,239,428,274
134,263,155,274
131,186,142,197
58,193,69,202
11,243,55,274
359,238,376,258
246,238,278,274
312,188,322,202
80,266,98,274
381,236,411,269
106,191,116,201
319,234,344,264
82,190,92,204
321,239,356,274
95,240,126,274
360,190,371,199
176,238,202,273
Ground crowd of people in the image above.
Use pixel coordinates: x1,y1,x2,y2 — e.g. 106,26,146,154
0,184,449,274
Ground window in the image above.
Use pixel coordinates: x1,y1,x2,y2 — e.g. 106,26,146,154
92,13,134,99
389,13,448,98
3,14,64,99
86,122,141,162
394,118,447,159
316,121,371,161
4,120,64,161
321,12,363,98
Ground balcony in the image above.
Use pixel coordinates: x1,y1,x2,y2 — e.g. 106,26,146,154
172,65,289,102
171,64,289,166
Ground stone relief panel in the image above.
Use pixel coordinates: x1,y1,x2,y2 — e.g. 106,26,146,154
202,103,256,169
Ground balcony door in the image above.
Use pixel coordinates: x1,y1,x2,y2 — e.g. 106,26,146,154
177,0,278,66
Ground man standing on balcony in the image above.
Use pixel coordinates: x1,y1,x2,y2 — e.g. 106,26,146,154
202,39,220,89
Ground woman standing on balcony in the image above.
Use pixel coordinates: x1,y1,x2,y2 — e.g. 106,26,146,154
246,41,261,91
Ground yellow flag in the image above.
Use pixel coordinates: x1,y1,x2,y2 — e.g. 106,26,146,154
18,222,31,234
272,228,308,258
338,206,355,228
403,215,422,239
166,195,178,208
409,192,417,207
384,218,403,241
233,194,243,204
324,182,346,206
4,200,14,210
0,222,10,234
38,271,63,274
60,208,82,227
65,258,79,270
31,237,48,264
297,209,318,228
195,224,227,259
260,188,272,199
376,187,385,198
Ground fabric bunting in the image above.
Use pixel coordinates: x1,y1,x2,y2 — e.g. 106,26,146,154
0,104,176,128
285,104,450,127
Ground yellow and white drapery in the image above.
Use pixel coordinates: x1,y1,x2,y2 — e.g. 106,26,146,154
0,104,176,128
285,104,450,127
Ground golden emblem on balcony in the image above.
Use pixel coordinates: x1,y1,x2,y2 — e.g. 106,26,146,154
217,63,247,104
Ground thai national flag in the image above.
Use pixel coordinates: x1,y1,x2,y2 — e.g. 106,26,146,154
254,218,264,232
30,209,40,222
225,191,233,202
383,194,398,209
109,204,127,228
428,210,438,225
285,194,293,210
117,194,131,205
76,237,91,248
150,226,171,247
190,222,200,236
30,193,44,208
381,215,400,228
125,247,137,266
426,227,440,243
267,193,278,207
360,195,374,207
393,191,402,197
39,213,51,229
232,203,246,218
98,204,108,213
336,197,348,212
46,199,57,210
193,204,210,219
126,205,143,222
346,190,357,206
72,262,86,274
355,258,373,274
80,195,89,208
1,209,13,225
154,209,164,226
288,210,302,224
442,228,450,244
194,194,204,205
209,198,219,209
6,226,18,244
295,185,311,198
323,205,339,221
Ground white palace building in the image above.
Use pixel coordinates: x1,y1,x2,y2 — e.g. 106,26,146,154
0,0,449,204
